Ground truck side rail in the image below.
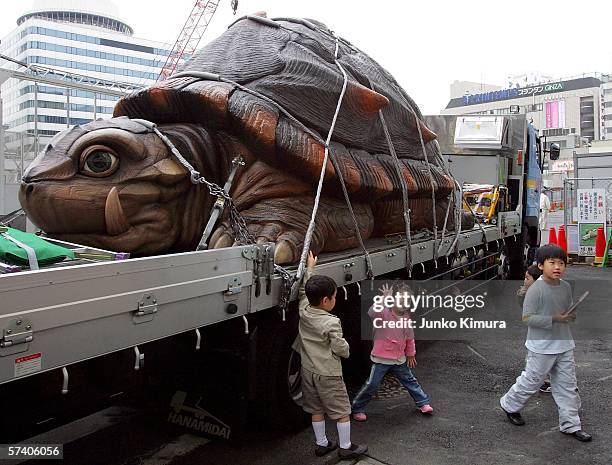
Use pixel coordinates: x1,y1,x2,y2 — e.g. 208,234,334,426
0,215,521,385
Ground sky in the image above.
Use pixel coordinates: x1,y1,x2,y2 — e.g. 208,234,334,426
1,0,611,114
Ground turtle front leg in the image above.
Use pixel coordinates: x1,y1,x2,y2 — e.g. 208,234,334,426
209,196,374,265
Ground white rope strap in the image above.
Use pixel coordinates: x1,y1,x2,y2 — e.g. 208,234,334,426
296,33,348,281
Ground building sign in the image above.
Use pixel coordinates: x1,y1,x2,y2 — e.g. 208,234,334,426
509,105,520,114
545,100,566,129
578,188,606,256
463,83,564,106
550,159,574,172
446,77,602,109
600,93,606,140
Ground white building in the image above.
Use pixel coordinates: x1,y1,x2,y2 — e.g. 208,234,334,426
442,74,612,193
601,79,612,140
442,75,607,147
449,80,501,100
0,0,170,176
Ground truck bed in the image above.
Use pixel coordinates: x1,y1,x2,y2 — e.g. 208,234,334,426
0,211,521,386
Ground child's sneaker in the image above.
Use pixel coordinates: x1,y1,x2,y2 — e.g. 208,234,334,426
539,381,552,393
338,443,368,459
352,412,367,422
315,439,338,457
419,404,434,414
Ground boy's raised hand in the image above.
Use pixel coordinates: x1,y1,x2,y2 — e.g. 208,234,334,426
307,251,318,269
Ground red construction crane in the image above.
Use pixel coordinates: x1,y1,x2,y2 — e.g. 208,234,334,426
157,0,237,81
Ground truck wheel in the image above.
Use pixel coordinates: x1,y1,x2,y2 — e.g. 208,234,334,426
256,310,309,430
507,227,529,279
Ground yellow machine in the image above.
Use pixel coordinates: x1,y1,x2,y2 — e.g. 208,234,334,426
463,184,507,225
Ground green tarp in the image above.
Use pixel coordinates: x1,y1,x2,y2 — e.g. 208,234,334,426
0,227,75,266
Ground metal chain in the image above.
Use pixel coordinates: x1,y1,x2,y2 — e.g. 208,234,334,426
132,118,296,313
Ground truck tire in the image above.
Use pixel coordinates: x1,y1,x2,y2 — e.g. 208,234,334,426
507,226,530,279
256,309,309,430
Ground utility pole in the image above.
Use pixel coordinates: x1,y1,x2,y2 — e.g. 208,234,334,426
0,70,9,215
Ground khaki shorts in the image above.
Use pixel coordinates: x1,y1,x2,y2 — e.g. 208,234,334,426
301,368,351,420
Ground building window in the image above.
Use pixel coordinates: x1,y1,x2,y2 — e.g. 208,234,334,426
26,56,158,80
24,26,171,56
19,42,164,68
542,128,574,137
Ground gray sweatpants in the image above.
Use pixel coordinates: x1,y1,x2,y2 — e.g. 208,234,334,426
500,349,581,433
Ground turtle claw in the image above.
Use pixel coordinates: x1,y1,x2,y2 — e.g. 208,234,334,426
209,226,226,248
274,240,295,265
212,232,233,249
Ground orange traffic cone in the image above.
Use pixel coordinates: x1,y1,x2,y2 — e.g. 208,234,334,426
594,227,606,265
548,227,557,245
558,225,568,252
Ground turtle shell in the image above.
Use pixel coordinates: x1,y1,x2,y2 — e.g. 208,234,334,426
114,16,452,200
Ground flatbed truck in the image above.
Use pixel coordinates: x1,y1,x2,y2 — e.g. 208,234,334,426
0,114,542,441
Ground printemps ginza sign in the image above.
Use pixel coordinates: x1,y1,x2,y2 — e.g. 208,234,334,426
463,82,565,105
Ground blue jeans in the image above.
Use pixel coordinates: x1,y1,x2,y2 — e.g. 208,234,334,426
351,362,430,412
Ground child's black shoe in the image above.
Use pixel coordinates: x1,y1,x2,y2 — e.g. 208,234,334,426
338,443,368,460
501,406,525,426
315,439,338,457
562,430,592,442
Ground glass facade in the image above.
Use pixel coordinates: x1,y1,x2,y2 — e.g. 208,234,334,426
26,56,158,80
0,9,169,184
19,42,166,68
13,26,170,57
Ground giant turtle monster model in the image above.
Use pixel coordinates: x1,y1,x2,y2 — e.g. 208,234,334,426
19,15,466,265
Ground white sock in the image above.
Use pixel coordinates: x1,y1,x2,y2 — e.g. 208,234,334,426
337,421,351,449
312,421,328,447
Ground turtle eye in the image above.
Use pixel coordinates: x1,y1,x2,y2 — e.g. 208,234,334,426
80,146,119,177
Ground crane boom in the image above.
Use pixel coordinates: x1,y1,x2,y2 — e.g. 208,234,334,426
157,0,221,81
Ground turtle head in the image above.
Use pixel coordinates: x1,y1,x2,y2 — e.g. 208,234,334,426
19,118,214,255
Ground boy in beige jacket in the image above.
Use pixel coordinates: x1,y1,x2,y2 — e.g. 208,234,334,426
294,252,367,460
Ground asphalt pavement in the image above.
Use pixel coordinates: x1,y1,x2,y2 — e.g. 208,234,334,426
168,265,612,465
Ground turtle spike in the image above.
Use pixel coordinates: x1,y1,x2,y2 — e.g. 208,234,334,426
346,82,389,114
418,120,437,143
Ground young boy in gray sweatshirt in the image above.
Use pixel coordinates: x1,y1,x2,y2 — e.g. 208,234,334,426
500,244,592,442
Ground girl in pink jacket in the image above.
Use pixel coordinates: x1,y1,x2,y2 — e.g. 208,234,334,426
352,283,433,421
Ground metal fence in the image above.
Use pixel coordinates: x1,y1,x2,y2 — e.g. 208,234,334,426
563,177,612,255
